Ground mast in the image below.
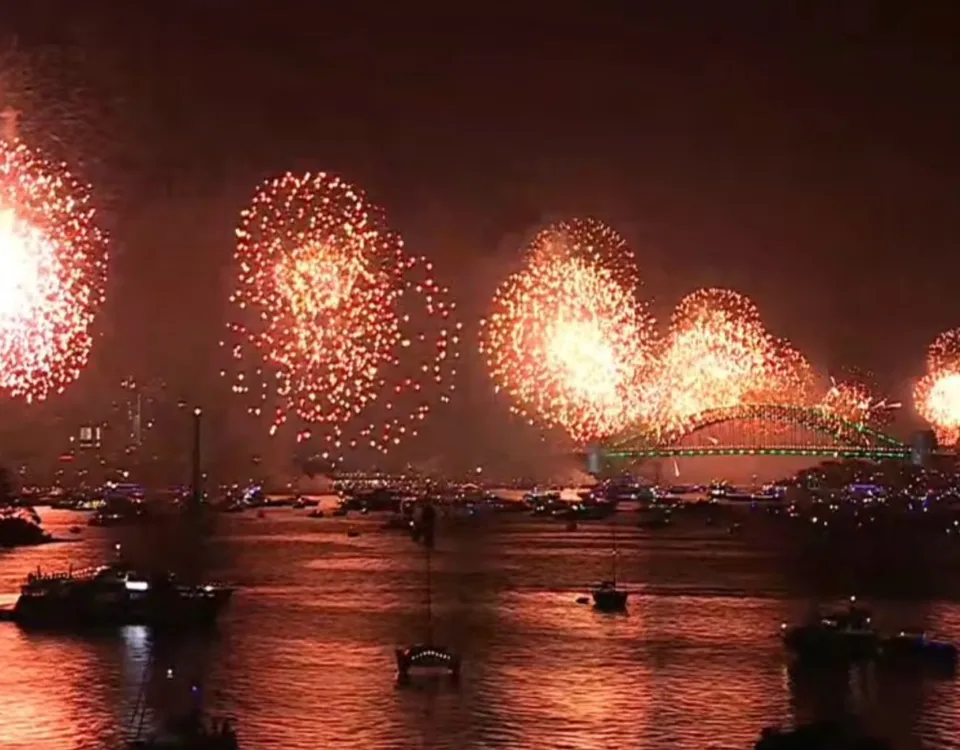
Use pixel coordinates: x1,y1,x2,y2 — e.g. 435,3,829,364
611,521,618,584
425,542,433,645
421,499,436,644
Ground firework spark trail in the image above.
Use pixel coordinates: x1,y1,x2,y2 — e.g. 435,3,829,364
915,328,960,446
820,368,900,429
0,139,106,402
225,172,458,461
480,218,657,443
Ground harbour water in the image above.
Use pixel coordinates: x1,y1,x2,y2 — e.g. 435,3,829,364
1,506,960,749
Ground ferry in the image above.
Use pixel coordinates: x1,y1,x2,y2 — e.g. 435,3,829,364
11,561,233,629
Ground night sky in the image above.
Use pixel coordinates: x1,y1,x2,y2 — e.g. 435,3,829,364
1,2,959,473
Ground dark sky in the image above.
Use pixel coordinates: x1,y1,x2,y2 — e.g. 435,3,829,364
1,1,959,471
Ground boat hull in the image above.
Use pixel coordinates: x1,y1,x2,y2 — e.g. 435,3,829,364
592,588,628,612
878,636,958,673
782,625,878,662
396,645,460,680
13,587,233,630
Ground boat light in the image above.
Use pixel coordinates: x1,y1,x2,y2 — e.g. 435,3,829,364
125,580,149,592
204,585,213,592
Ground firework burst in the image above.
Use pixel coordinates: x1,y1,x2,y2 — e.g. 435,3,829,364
820,368,899,429
480,218,656,442
915,328,960,446
648,288,807,433
225,172,458,461
0,139,106,403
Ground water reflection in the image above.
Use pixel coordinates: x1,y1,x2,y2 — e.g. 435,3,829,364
0,509,958,747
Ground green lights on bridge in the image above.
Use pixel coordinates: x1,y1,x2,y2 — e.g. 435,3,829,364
601,403,912,461
605,446,911,460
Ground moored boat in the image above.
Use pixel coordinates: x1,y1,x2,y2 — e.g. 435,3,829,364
397,501,460,682
878,630,958,672
591,523,628,612
13,560,233,629
592,580,628,612
781,597,878,662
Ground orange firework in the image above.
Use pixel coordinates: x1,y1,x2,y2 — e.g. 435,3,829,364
649,288,799,432
480,218,656,442
224,172,458,461
0,139,106,403
820,369,899,428
915,328,960,446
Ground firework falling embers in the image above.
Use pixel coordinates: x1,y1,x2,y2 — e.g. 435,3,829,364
225,171,458,462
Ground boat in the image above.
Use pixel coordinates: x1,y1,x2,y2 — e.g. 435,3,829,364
127,662,239,749
12,557,234,629
128,718,239,749
396,502,460,682
591,523,628,612
878,630,958,671
781,596,878,661
592,580,628,612
755,719,890,750
89,504,148,526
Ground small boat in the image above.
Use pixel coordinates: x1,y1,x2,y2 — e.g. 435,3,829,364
396,644,461,680
128,721,239,749
878,630,958,671
591,523,628,612
592,580,628,612
397,502,459,682
89,507,147,527
128,675,240,749
781,596,878,662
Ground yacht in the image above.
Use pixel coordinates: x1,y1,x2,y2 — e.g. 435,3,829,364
781,596,877,661
591,523,628,612
396,644,461,680
592,580,628,612
397,502,460,682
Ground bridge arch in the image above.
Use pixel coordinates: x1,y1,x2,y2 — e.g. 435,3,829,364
604,403,909,460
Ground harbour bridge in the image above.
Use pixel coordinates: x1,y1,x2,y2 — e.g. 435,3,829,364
597,403,913,464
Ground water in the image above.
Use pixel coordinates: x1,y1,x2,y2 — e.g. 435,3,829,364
1,506,960,749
